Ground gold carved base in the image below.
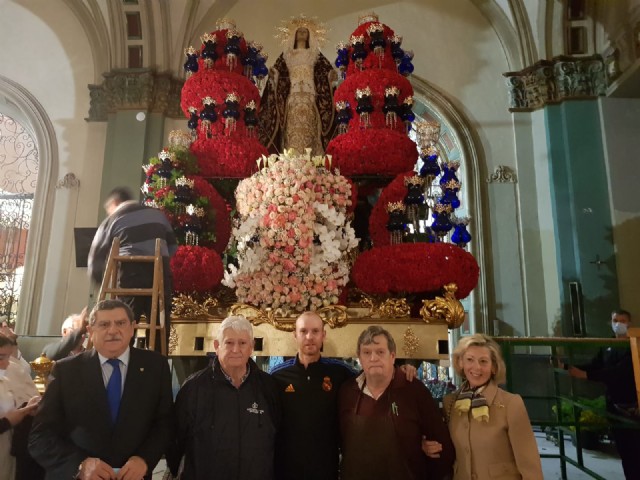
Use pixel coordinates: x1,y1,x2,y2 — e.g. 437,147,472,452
168,284,465,360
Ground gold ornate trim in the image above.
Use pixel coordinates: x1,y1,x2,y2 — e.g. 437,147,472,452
402,326,419,358
420,283,466,329
168,325,179,355
360,295,411,319
229,303,348,332
172,294,218,319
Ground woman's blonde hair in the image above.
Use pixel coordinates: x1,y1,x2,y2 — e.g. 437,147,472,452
452,334,507,384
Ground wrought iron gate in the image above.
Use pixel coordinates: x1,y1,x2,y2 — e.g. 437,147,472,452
0,193,32,326
0,112,38,327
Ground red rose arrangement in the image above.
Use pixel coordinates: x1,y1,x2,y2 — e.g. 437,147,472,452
171,245,224,293
368,171,413,247
351,242,479,299
327,17,417,177
326,129,417,176
190,135,267,178
189,176,231,253
345,21,398,76
334,69,413,132
194,28,250,76
181,70,260,120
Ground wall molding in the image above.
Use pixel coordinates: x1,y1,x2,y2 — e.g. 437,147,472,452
503,55,607,112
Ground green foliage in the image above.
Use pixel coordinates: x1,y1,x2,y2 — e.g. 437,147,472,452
552,396,609,432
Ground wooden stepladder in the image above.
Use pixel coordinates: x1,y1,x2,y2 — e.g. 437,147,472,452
96,237,167,355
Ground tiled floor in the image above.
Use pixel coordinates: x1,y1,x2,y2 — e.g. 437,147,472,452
153,431,626,479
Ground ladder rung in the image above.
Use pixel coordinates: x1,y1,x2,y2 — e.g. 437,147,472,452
135,325,166,331
112,255,156,262
102,288,155,295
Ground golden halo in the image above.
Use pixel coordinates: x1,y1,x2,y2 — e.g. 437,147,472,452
275,14,328,48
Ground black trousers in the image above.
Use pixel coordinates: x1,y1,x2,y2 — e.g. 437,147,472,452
612,426,640,479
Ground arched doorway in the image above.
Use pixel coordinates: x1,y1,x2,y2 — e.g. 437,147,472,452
0,75,57,335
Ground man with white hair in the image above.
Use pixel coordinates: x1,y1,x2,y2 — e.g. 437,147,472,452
168,315,281,480
42,307,88,361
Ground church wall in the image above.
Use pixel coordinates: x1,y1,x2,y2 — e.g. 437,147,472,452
599,97,640,319
511,110,562,336
0,1,106,333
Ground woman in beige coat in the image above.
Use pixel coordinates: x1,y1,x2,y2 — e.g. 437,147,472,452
426,334,543,480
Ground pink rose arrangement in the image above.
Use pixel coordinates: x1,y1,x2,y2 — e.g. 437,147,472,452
224,151,359,313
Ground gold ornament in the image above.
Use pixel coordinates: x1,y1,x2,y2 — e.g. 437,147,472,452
355,86,372,99
404,175,425,187
215,18,236,31
358,12,380,25
171,293,218,318
30,354,55,394
168,130,193,149
168,326,179,355
366,23,384,34
361,295,411,319
225,92,240,103
201,32,216,44
416,120,441,146
350,35,365,46
229,304,348,332
403,326,420,358
420,283,466,329
386,201,405,213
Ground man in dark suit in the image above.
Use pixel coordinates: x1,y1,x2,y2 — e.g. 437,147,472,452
28,299,173,480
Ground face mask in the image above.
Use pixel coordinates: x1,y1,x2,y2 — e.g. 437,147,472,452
612,322,628,336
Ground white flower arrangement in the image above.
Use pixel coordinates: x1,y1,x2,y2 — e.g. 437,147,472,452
223,150,358,313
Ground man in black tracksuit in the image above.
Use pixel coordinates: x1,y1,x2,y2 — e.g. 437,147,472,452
270,312,355,480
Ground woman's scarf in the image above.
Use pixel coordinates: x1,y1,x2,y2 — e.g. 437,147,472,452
454,381,490,422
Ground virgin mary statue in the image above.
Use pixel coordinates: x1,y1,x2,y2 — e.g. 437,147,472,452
259,15,336,155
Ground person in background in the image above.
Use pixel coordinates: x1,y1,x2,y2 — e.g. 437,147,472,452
0,334,41,480
338,325,454,480
0,323,30,375
428,334,542,480
42,306,88,361
168,315,281,480
88,186,177,350
29,299,173,480
566,309,639,479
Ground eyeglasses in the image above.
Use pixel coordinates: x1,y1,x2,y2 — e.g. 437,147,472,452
93,319,130,330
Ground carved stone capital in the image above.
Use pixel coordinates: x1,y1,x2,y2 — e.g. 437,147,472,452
86,69,184,121
503,55,606,112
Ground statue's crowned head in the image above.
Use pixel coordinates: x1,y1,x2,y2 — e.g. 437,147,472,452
276,14,327,51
